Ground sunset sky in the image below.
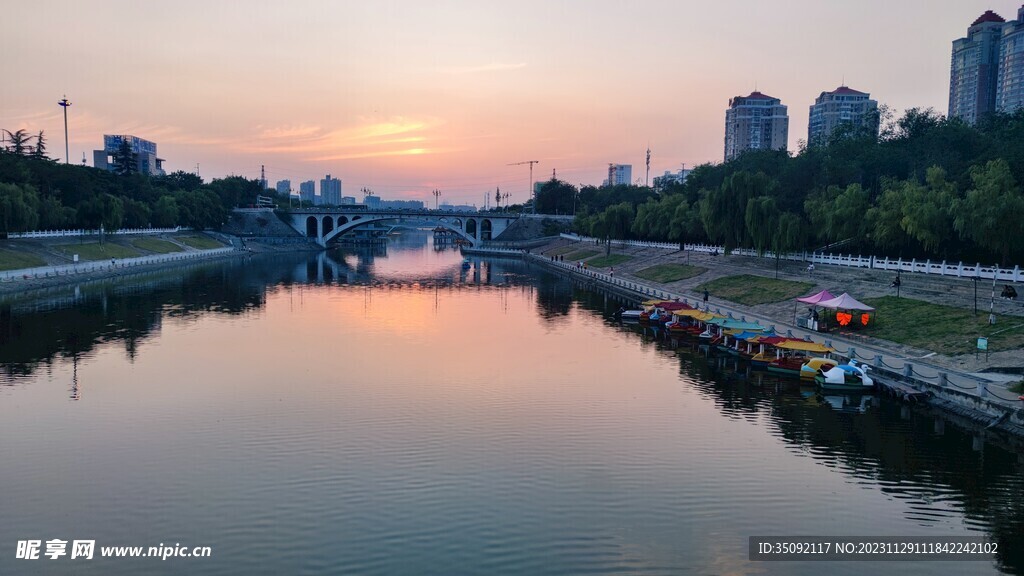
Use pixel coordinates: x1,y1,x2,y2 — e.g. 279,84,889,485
2,1,1018,205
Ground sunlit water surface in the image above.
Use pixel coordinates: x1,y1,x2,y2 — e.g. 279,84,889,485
1,232,1022,575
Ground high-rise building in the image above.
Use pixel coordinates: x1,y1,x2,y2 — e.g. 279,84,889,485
808,86,879,143
275,180,291,195
949,10,1006,124
299,180,316,205
997,6,1024,114
603,164,632,186
92,135,166,176
652,167,692,190
724,92,789,161
320,174,342,206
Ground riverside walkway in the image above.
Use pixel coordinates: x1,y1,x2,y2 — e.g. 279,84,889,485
525,252,1024,429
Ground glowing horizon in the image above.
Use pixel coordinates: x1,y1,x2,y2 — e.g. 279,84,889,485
1,1,1013,205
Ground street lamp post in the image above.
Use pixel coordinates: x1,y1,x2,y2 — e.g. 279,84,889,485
973,275,979,315
58,96,72,164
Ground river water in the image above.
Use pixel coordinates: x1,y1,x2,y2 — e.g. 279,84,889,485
1,231,1022,575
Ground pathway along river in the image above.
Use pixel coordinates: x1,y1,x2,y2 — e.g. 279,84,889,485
1,231,1022,576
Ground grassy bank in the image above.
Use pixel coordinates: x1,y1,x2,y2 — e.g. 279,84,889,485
635,264,706,283
179,235,223,250
696,274,814,305
54,242,141,261
562,249,600,261
544,244,586,257
0,248,47,271
587,254,631,268
132,238,184,254
860,296,1024,354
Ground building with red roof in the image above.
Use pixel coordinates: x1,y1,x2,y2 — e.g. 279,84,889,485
950,10,1007,123
724,92,789,161
996,6,1024,113
808,86,879,143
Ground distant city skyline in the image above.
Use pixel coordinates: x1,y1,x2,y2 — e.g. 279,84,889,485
2,1,1019,204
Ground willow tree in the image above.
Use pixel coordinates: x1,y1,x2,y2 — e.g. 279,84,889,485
745,196,780,256
953,159,1024,264
899,166,957,254
700,171,775,252
772,212,806,278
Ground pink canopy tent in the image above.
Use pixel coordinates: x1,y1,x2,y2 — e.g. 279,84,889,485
796,290,836,305
816,293,875,311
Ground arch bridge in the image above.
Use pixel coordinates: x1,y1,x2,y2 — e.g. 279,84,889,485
285,208,519,247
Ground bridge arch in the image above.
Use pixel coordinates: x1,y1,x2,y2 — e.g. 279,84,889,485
466,219,477,239
320,214,477,246
481,219,492,241
322,216,334,236
337,215,348,226
306,216,318,238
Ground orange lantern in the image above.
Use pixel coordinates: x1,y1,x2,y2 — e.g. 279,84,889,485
860,313,870,326
836,311,852,326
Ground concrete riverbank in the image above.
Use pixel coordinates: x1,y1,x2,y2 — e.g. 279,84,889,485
515,247,1024,440
0,233,319,295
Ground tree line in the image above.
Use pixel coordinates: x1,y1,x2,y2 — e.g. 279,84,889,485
0,132,278,234
538,108,1024,265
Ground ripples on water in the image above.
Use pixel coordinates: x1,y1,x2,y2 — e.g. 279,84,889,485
0,232,1022,576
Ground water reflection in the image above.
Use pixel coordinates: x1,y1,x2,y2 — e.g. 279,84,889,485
0,230,1022,575
601,314,1024,575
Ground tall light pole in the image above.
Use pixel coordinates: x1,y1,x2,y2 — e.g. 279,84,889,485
58,96,72,164
432,189,441,210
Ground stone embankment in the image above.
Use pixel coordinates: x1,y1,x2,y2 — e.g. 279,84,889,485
523,238,1024,439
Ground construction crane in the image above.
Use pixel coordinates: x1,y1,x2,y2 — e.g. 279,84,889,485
507,160,539,214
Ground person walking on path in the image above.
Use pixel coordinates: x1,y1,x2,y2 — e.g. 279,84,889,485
703,289,709,304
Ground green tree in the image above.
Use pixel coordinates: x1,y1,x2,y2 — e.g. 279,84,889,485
155,171,203,191
899,166,957,254
3,129,32,156
112,139,138,175
803,184,870,246
176,189,226,229
700,171,774,251
535,179,577,215
122,198,152,228
77,193,124,231
30,131,47,160
668,197,701,247
631,199,659,238
152,195,179,228
953,159,1024,264
866,180,911,251
0,182,41,233
37,196,76,229
772,212,806,278
745,195,780,256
